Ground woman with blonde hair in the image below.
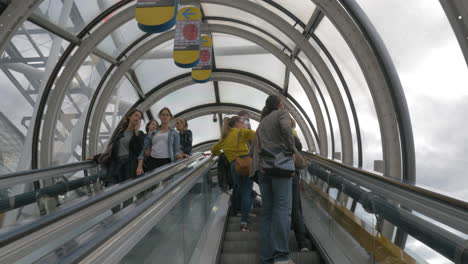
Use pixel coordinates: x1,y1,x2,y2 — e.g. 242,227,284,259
211,116,255,231
175,117,193,155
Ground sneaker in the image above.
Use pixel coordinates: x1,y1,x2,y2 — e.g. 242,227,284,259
240,223,250,232
300,247,309,252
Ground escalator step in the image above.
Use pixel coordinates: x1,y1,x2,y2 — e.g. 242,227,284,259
228,216,259,224
219,252,320,264
224,231,296,241
224,231,259,241
219,253,259,264
250,207,261,214
227,222,259,232
221,240,299,253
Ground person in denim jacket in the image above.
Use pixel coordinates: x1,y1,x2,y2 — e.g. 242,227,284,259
136,107,187,175
175,118,193,155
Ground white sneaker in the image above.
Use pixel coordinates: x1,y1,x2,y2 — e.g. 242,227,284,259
300,247,309,252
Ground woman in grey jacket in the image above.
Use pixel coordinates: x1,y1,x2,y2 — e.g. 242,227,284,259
252,95,296,264
137,107,186,175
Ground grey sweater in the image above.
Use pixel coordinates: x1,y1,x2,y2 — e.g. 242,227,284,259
250,110,296,176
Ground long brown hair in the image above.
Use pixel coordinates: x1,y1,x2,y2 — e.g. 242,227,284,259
121,109,144,130
145,119,159,133
221,116,241,139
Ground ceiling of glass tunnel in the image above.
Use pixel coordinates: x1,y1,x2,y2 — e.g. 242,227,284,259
1,1,468,262
1,0,468,219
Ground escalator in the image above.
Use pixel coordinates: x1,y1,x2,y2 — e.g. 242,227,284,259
1,152,467,264
218,207,320,264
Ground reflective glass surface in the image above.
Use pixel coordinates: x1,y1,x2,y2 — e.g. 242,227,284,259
0,21,72,173
214,34,286,86
315,17,382,170
97,76,140,152
218,81,268,110
202,3,296,49
270,0,316,25
121,171,221,263
95,19,147,57
355,0,468,201
207,20,285,51
184,115,221,146
133,41,189,93
149,83,216,116
35,0,101,35
297,51,337,159
52,57,112,165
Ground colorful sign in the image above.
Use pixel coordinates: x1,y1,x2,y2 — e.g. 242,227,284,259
173,6,202,68
192,35,213,83
136,0,178,33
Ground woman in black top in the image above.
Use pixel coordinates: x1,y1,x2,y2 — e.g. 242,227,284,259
95,109,146,185
175,118,193,155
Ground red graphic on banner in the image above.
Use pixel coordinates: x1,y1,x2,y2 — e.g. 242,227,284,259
182,24,198,40
200,50,210,62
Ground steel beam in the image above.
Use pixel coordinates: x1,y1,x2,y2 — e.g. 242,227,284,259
189,0,352,165
0,0,43,56
87,23,320,156
39,5,133,168
174,103,261,123
136,72,316,151
440,0,468,68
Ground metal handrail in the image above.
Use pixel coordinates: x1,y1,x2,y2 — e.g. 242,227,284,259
304,152,468,232
0,161,97,188
0,154,206,263
304,153,468,264
69,157,217,264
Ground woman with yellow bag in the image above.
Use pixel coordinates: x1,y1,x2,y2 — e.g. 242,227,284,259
211,116,255,232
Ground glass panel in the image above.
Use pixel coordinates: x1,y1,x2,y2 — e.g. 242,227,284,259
53,56,111,165
121,169,221,263
202,3,297,49
96,19,147,57
133,40,190,93
315,17,382,169
297,51,337,159
355,0,468,201
218,81,267,110
34,0,102,35
97,76,139,152
185,115,221,146
0,21,71,173
214,35,286,86
249,0,297,26
288,73,317,132
207,20,284,50
271,0,316,25
405,235,451,264
149,83,216,116
287,73,320,151
34,0,133,35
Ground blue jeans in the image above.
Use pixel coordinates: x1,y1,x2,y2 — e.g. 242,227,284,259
230,160,253,224
292,172,306,248
259,172,292,264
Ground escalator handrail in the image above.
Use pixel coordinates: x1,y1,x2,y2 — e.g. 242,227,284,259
0,160,97,188
305,152,468,210
304,152,468,234
0,154,205,258
65,157,217,264
307,161,468,263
